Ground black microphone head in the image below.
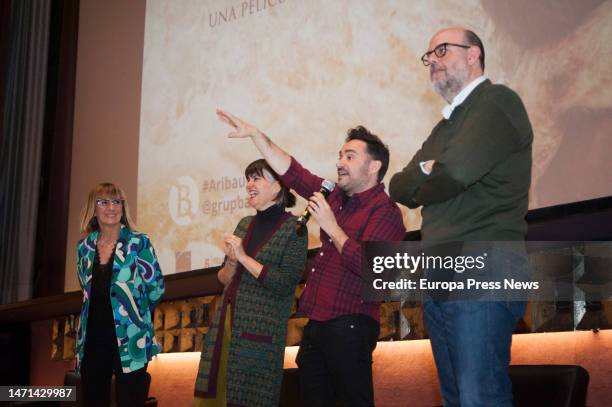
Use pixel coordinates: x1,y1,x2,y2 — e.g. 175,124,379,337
296,179,336,231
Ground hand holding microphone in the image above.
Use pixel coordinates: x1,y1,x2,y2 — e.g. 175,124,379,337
296,179,335,236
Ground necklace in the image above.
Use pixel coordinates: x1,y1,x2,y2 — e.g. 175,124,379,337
98,237,118,247
95,240,116,267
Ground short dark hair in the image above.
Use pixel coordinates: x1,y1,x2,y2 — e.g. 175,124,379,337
464,29,485,71
345,126,390,183
244,159,296,208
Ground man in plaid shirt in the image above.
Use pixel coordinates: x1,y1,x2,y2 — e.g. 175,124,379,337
217,109,405,407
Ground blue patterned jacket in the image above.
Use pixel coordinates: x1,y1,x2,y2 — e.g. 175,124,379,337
75,225,165,373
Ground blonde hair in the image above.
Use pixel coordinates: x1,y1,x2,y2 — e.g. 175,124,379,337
79,182,137,234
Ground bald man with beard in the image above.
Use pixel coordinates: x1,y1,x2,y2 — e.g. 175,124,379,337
390,28,533,406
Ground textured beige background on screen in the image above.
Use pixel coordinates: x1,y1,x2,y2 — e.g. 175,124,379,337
139,0,612,274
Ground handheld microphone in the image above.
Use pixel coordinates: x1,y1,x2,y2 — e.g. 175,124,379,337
296,179,335,236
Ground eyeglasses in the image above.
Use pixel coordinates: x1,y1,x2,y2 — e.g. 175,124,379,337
421,42,471,66
96,198,123,207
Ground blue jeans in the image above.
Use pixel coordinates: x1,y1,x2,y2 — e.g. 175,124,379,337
424,300,526,407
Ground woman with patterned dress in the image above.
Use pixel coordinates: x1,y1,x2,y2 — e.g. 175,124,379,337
194,159,308,407
75,182,165,407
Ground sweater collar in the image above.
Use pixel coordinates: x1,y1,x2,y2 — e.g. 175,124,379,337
254,203,285,221
441,76,488,119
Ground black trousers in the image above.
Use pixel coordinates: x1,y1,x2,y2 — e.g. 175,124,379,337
81,341,148,407
296,314,379,407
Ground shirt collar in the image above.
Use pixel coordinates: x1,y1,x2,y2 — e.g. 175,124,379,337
343,183,386,205
441,76,487,119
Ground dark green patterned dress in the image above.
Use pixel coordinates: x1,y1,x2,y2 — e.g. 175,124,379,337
194,210,307,407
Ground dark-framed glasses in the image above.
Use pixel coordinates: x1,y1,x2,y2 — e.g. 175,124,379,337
96,198,123,207
421,42,471,66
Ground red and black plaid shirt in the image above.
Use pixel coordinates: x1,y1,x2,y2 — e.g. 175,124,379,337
280,157,405,322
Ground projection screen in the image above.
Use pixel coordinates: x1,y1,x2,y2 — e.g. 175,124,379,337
138,0,612,274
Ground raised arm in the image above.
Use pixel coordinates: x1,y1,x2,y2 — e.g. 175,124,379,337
217,109,291,175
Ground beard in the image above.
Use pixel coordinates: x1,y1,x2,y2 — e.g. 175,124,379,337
431,62,470,103
337,162,371,195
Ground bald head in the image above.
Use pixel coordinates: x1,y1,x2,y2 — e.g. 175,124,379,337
429,27,466,48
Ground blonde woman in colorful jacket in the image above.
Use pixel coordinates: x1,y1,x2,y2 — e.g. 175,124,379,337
76,182,165,407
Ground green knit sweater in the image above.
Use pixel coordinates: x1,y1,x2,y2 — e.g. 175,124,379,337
390,80,533,241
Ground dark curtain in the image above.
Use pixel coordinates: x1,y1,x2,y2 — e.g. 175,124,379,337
32,0,79,298
0,0,52,304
